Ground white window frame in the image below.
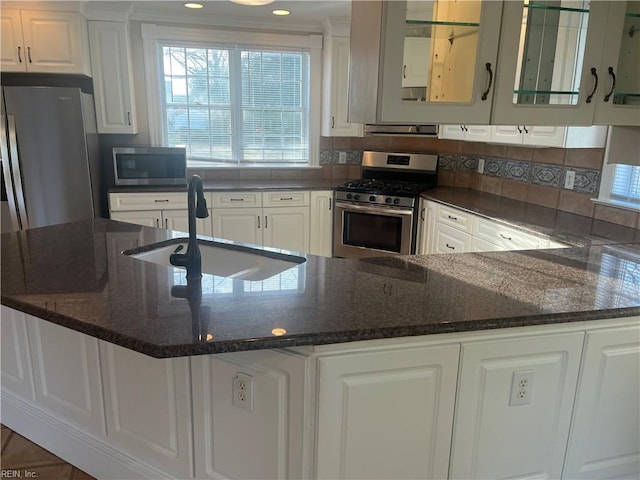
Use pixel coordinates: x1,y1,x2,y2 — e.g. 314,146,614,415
141,23,322,168
595,129,640,213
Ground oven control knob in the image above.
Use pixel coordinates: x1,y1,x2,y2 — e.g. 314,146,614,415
353,194,360,201
393,198,401,205
369,195,376,202
385,197,392,204
346,193,353,200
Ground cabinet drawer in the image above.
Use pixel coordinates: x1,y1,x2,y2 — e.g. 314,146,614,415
262,191,310,207
109,192,190,211
473,218,544,250
433,223,472,254
434,203,474,233
210,192,262,208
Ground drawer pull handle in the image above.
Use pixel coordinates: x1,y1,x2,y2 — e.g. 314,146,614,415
230,198,244,202
499,233,512,241
447,215,458,220
445,243,455,250
17,46,22,63
154,199,169,203
257,216,260,228
280,197,293,201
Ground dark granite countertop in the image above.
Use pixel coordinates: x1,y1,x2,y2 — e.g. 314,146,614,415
2,218,639,358
423,188,640,247
109,178,340,193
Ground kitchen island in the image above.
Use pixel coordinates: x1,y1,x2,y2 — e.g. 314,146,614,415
2,215,639,479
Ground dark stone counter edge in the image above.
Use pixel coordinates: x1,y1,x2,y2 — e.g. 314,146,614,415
4,295,638,359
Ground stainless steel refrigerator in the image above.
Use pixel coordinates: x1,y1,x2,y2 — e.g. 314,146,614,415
1,84,101,233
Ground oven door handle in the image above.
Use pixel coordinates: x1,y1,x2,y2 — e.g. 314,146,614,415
336,202,414,216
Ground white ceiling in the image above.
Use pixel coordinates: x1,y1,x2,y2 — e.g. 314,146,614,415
84,0,352,32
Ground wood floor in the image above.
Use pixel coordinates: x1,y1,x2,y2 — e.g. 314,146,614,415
1,424,96,479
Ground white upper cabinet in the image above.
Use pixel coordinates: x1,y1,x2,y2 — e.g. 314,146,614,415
1,9,91,75
88,21,138,134
322,27,363,137
492,1,639,126
348,0,503,125
593,1,640,125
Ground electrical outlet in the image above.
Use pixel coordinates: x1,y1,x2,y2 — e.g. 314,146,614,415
564,170,576,190
338,151,347,164
232,372,253,411
509,371,534,406
477,158,485,174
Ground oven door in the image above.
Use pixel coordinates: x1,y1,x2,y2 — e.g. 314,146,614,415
333,201,414,258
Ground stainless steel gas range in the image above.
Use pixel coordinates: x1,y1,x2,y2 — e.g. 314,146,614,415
333,151,438,258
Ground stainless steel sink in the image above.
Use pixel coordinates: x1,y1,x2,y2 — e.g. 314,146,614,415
123,239,305,281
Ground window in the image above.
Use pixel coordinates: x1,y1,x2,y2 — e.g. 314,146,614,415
597,126,640,212
610,165,640,207
142,24,321,167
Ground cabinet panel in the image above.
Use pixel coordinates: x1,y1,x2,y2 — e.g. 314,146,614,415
563,325,640,479
263,206,310,252
27,317,104,435
316,344,460,480
450,332,584,479
163,209,213,237
212,207,263,246
474,218,544,250
100,341,192,478
433,223,471,254
309,190,333,257
0,10,24,71
262,190,309,207
88,21,137,134
1,306,35,401
210,192,262,208
109,192,189,211
434,203,474,233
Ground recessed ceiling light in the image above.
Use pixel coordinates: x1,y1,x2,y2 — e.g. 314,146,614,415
272,9,290,16
230,0,275,5
184,3,204,8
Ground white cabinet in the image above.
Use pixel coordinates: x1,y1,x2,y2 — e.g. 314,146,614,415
473,216,546,251
322,33,363,136
349,0,503,125
309,190,334,257
563,325,640,479
109,192,213,237
0,9,91,75
489,125,608,148
427,201,475,255
416,198,435,254
402,36,430,88
27,316,105,435
439,124,493,142
211,191,310,253
99,341,193,479
450,331,585,479
88,21,137,134
1,306,35,402
316,343,460,479
191,350,307,479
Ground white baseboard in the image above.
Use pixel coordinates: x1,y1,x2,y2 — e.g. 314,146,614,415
1,390,179,480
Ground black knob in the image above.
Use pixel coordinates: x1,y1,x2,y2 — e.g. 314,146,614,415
353,194,360,201
369,195,376,202
385,197,392,204
346,193,353,200
393,198,400,205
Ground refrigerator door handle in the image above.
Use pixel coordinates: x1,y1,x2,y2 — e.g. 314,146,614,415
6,115,29,229
1,114,21,231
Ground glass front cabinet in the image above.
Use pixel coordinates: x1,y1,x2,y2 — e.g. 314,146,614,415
492,0,640,126
349,0,639,126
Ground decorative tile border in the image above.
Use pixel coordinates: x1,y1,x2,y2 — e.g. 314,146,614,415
320,149,363,165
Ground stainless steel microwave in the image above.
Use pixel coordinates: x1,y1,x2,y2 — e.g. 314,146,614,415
113,147,187,186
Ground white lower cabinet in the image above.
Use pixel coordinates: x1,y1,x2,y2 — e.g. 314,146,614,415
315,344,460,479
0,306,35,401
191,350,307,479
450,331,585,480
110,209,213,237
309,190,333,257
433,223,472,254
563,325,640,479
99,341,193,479
211,207,263,246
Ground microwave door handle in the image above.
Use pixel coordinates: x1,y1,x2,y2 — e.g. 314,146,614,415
338,202,414,217
1,115,20,231
3,115,28,230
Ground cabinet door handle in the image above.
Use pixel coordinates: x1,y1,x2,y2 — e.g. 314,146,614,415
517,125,522,133
481,62,493,101
523,126,529,134
329,198,332,211
604,66,616,102
164,218,168,229
27,46,32,63
445,243,455,250
421,208,425,220
265,216,268,228
499,233,512,241
460,125,465,132
17,46,22,63
447,214,458,220
156,218,160,228
331,116,335,129
403,65,407,79
154,199,169,202
586,67,598,104
257,216,260,228
127,112,132,126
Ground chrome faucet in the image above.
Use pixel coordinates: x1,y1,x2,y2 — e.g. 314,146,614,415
170,175,209,279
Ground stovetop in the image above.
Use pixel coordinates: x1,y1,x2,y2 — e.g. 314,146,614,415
336,179,434,197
